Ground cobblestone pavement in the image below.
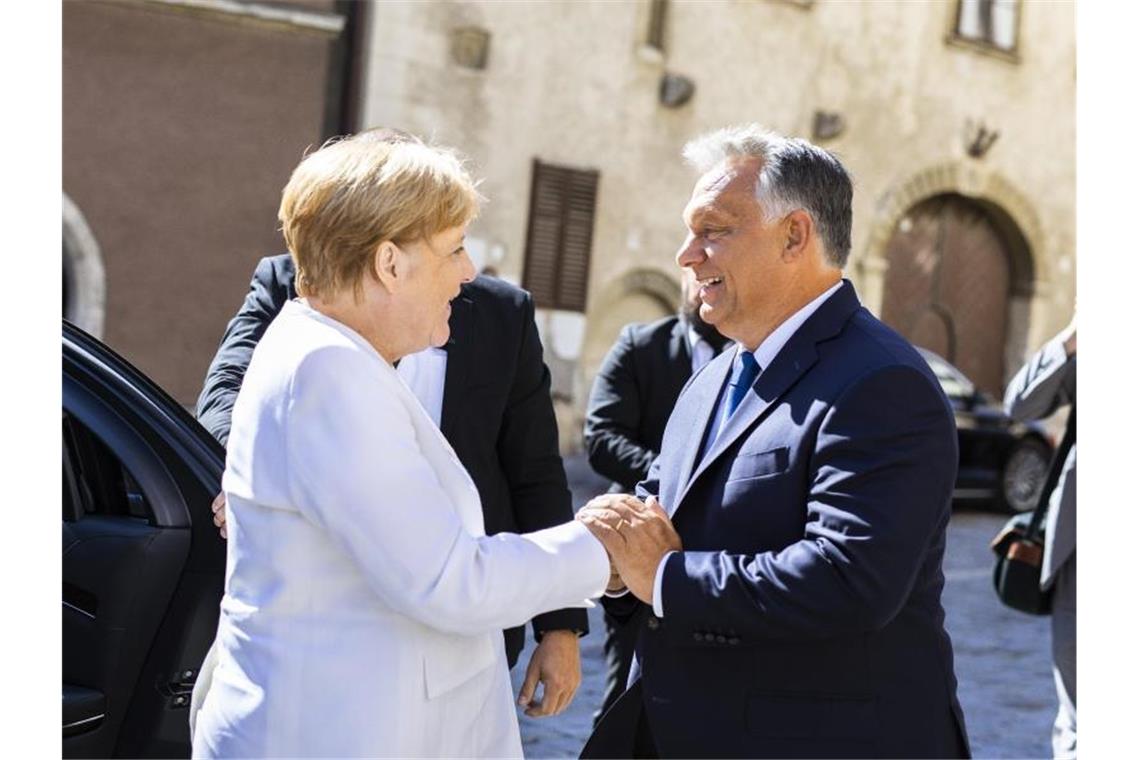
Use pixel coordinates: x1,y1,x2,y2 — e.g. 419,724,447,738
511,454,1057,759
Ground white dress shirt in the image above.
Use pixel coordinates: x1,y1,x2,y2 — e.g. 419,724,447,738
651,280,844,617
687,326,718,375
396,346,448,426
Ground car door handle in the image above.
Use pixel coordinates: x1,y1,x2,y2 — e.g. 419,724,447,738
63,683,105,737
162,668,198,708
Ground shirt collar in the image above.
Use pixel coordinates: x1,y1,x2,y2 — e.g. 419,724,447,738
686,324,705,351
741,280,844,370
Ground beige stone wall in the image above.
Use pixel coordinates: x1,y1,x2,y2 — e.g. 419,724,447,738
358,0,1075,451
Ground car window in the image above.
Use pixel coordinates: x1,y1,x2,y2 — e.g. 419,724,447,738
62,411,151,522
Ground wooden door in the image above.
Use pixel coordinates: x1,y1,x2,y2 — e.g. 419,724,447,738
880,195,1011,397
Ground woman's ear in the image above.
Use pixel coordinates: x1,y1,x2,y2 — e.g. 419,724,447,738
373,241,401,292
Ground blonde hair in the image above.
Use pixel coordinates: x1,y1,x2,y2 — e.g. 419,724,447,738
278,132,482,298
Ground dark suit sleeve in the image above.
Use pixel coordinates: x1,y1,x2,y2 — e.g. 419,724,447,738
195,257,290,446
497,292,589,639
583,325,657,491
661,364,957,641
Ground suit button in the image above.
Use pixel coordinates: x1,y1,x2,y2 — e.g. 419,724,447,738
693,632,704,642
728,637,740,645
704,633,717,643
715,635,727,644
647,616,660,631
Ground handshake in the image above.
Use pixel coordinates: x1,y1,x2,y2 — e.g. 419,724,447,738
577,494,682,605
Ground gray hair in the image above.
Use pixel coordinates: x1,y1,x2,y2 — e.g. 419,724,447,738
681,124,853,268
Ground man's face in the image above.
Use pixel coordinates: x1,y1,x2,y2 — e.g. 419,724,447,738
675,156,787,348
680,267,723,343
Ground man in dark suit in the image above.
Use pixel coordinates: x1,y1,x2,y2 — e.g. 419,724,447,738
579,125,969,758
582,271,726,723
196,254,588,717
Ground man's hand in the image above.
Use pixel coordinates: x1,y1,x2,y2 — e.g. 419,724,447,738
578,495,639,593
211,491,228,539
578,495,681,604
515,630,581,717
607,560,626,593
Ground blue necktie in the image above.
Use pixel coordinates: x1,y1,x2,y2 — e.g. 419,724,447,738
725,351,760,417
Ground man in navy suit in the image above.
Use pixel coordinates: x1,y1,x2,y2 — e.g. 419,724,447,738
579,125,969,758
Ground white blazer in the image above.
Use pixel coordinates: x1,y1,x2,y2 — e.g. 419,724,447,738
192,300,609,758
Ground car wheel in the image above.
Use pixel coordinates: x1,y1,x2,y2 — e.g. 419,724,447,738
1001,438,1051,513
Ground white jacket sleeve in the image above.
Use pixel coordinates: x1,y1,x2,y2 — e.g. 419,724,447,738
282,345,610,635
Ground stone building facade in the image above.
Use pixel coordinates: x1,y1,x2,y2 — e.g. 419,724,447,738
356,0,1075,450
63,0,364,403
63,1,1074,448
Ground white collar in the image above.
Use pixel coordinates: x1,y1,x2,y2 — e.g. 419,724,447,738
744,280,843,370
686,324,705,350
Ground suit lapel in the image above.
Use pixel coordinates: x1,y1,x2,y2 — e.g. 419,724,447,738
672,281,861,513
682,339,820,500
439,292,475,441
664,349,734,518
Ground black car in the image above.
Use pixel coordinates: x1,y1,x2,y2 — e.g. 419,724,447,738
63,320,225,757
918,348,1053,513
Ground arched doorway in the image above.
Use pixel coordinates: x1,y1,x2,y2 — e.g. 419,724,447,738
580,267,679,389
879,194,1033,397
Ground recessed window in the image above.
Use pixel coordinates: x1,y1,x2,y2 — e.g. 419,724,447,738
521,160,599,313
646,0,667,52
954,0,1019,53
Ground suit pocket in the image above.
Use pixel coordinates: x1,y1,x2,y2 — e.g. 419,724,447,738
725,446,789,483
422,632,496,700
747,691,877,740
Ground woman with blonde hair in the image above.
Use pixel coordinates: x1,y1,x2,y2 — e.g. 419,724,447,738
191,133,610,758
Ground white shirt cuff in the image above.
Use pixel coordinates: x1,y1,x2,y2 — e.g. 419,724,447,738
652,551,676,618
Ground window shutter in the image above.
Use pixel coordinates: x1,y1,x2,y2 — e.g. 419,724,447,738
522,159,599,312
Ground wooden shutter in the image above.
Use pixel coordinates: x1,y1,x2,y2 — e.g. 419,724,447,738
522,159,599,312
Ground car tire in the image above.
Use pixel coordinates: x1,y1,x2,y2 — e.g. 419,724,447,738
1000,438,1051,513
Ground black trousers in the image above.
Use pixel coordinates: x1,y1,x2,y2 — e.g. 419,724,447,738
593,608,643,727
581,680,657,759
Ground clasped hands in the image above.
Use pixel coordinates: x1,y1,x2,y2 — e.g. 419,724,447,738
577,494,682,605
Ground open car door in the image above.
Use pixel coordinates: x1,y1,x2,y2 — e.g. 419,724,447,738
63,320,225,757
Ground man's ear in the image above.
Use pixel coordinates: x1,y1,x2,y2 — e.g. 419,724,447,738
373,241,401,292
781,210,813,261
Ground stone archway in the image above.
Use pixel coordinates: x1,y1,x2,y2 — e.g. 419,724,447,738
879,194,1031,396
63,194,106,338
857,163,1046,389
579,267,679,396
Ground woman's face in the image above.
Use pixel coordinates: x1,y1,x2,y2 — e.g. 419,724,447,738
399,224,476,350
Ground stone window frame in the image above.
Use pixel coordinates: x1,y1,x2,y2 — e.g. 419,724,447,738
945,0,1023,64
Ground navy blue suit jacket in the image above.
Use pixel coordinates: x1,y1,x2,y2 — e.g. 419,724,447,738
587,281,969,759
